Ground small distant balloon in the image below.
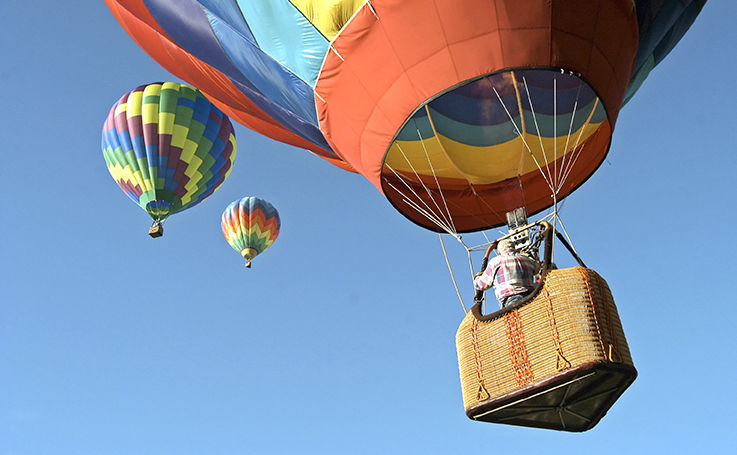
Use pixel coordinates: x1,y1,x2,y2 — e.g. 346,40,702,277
221,197,281,268
101,82,237,237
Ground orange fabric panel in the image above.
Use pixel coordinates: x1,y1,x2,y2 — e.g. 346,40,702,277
316,0,638,196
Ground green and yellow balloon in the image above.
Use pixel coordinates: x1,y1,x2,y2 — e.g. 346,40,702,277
102,82,236,237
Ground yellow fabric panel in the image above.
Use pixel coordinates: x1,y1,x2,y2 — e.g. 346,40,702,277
126,90,143,117
142,103,159,126
385,122,604,185
158,112,175,136
109,162,151,193
161,81,181,92
386,138,468,181
114,102,128,117
224,135,237,179
180,137,198,162
171,124,188,149
245,224,274,241
141,84,161,124
289,0,365,40
181,156,204,205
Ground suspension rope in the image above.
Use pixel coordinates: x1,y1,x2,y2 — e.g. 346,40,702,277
552,214,581,260
384,163,456,234
385,177,456,235
393,142,456,232
521,76,556,189
556,80,584,191
415,122,458,233
553,77,559,195
422,104,507,228
490,85,557,197
510,72,529,178
556,99,601,195
439,233,468,314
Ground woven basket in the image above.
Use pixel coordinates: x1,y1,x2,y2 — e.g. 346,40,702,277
456,267,636,431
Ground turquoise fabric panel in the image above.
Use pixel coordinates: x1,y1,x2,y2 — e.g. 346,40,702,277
235,0,329,87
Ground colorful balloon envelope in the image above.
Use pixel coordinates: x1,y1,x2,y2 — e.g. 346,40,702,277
107,0,704,232
102,82,236,236
221,197,281,268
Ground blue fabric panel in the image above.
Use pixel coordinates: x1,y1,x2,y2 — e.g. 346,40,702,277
427,97,604,147
395,110,435,142
625,0,706,103
204,10,319,128
234,0,329,87
132,134,146,160
176,94,195,110
197,0,258,47
142,0,333,154
145,144,158,174
204,14,331,152
191,95,211,127
427,107,520,147
430,85,518,127
429,72,598,126
634,0,685,69
144,0,243,79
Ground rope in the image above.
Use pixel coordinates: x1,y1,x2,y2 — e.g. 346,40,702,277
556,99,600,195
384,166,455,234
439,233,468,314
556,80,583,191
544,287,571,371
471,319,490,401
490,84,557,196
504,310,535,386
415,122,458,233
553,215,582,263
521,76,556,190
578,268,608,358
391,142,456,232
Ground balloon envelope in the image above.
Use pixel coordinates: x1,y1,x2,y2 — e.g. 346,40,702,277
102,82,236,225
107,0,704,231
221,197,281,266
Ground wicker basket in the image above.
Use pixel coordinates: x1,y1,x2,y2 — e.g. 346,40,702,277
456,267,636,431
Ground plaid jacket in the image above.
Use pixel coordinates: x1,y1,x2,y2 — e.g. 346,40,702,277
474,252,540,303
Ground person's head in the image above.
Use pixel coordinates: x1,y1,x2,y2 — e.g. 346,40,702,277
497,238,515,254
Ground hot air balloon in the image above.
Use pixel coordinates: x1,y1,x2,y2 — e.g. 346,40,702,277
221,197,280,268
106,0,705,431
102,82,236,237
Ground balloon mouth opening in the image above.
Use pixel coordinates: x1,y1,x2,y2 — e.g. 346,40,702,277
145,200,172,219
241,248,258,260
380,67,612,232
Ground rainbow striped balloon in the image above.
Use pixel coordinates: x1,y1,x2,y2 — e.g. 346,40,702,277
221,197,280,268
102,82,236,231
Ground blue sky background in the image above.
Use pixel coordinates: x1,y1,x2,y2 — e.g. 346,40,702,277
2,2,735,454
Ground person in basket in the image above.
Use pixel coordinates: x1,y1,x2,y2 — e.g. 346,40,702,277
474,238,541,308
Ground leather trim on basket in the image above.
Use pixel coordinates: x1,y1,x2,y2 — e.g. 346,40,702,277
465,361,638,424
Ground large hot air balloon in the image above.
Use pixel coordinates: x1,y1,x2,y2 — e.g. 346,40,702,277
102,82,236,237
221,197,281,268
105,0,705,234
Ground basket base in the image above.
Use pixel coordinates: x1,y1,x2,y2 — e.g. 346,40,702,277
466,362,636,432
148,223,163,238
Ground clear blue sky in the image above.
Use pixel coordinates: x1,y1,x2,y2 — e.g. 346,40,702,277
2,2,735,454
